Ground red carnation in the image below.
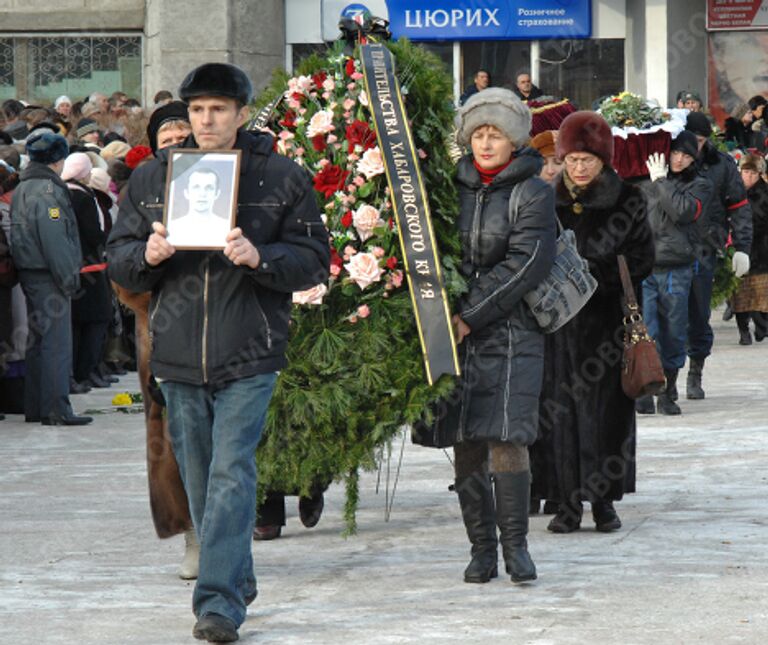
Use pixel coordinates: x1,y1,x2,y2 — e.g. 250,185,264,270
345,58,356,77
386,257,398,270
345,120,376,152
313,164,350,198
340,211,353,228
279,109,297,128
330,247,343,267
388,218,394,230
312,71,327,88
312,133,327,152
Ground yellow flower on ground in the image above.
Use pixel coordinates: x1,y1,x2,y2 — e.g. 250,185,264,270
112,392,132,406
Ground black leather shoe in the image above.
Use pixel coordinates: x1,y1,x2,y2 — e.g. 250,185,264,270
41,415,93,426
253,525,281,540
547,504,582,533
193,613,238,642
298,493,324,528
542,500,559,515
592,501,622,532
69,378,91,394
84,374,111,388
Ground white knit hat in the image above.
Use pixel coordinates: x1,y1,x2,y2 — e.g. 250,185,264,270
455,88,531,148
61,152,92,182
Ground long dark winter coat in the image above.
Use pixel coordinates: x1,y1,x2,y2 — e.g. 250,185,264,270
746,177,768,273
532,167,654,504
68,181,111,322
416,150,557,446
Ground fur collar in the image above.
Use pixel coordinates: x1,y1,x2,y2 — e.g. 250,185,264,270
555,166,624,211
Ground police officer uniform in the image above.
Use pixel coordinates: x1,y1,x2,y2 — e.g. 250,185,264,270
10,132,92,425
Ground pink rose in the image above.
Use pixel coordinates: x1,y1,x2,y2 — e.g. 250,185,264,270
357,147,385,180
391,270,404,288
343,245,357,258
330,264,341,277
418,148,428,159
343,98,356,111
294,147,305,156
307,110,335,137
322,92,331,100
347,83,356,91
372,246,385,258
351,72,364,81
357,304,370,318
327,134,338,144
349,315,359,324
348,153,359,162
353,175,366,187
278,130,294,141
347,184,356,193
344,252,384,290
292,283,328,305
359,91,369,107
322,78,336,92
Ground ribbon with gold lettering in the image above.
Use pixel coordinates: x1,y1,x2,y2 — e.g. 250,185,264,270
360,43,459,385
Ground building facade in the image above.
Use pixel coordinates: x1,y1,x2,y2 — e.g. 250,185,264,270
0,0,765,127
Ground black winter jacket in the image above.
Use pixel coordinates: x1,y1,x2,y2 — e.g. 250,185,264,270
107,130,330,386
746,178,768,273
10,162,82,296
643,165,712,268
695,141,752,259
425,150,557,446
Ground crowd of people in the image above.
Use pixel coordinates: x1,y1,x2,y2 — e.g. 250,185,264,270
1,61,766,643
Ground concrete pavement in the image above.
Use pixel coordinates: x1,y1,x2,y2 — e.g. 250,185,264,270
1,312,767,644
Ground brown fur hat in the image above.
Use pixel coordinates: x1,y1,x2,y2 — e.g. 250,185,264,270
556,111,613,166
530,130,557,158
739,153,766,174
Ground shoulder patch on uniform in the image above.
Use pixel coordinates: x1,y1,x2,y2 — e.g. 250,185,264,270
48,207,60,220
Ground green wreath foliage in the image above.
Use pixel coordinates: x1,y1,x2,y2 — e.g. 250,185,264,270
253,40,463,534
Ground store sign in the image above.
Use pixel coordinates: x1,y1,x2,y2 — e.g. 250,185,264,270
322,0,390,40
386,0,591,41
707,0,768,30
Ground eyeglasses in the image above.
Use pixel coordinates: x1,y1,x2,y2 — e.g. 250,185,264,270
563,155,601,169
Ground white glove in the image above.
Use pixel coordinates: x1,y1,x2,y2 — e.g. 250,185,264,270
645,152,668,182
752,118,764,132
732,251,750,277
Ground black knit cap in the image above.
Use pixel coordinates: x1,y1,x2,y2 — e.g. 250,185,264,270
670,130,699,159
26,131,69,165
146,100,190,153
178,63,253,105
685,111,713,138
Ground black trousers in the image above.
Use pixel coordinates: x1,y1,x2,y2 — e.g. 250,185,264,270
72,320,109,382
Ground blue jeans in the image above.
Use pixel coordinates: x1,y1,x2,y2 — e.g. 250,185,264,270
643,266,693,370
160,372,277,627
687,257,715,360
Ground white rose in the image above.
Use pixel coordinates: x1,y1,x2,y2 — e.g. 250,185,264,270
357,147,385,180
353,204,384,242
307,110,335,137
344,252,384,290
292,283,328,305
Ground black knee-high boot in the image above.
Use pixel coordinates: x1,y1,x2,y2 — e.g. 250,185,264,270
455,475,498,583
493,471,537,583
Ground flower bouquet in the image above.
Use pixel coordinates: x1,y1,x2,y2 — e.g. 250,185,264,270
254,40,464,532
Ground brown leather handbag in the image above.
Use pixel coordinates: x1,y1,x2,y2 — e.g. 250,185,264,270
617,255,665,399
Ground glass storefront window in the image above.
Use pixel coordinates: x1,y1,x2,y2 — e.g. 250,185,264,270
0,34,141,104
538,39,624,110
461,41,531,94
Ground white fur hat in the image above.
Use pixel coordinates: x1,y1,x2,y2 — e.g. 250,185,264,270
455,88,531,148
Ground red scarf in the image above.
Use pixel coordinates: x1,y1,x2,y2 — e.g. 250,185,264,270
473,157,513,185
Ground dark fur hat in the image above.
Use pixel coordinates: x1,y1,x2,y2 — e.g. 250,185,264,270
556,111,613,166
147,100,189,153
178,63,253,106
670,130,699,159
685,111,712,137
26,131,69,165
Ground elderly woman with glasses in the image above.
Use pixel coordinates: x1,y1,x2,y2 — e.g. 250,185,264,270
536,111,654,535
423,88,557,584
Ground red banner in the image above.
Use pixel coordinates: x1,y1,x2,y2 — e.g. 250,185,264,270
708,0,768,31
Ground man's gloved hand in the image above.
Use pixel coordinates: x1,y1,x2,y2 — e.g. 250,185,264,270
732,251,750,277
645,152,668,182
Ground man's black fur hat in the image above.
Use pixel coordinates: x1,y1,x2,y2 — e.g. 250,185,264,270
26,132,69,165
178,63,253,106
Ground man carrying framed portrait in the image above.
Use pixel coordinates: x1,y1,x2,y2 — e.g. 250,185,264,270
106,63,330,643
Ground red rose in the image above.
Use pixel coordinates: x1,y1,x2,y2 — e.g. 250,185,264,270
279,109,297,128
340,211,353,228
345,58,356,77
330,247,343,267
312,134,327,152
292,92,305,103
313,164,350,198
345,120,376,152
312,71,327,88
386,257,398,270
387,218,394,230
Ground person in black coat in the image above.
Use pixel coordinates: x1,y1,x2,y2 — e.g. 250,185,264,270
459,69,491,106
732,154,768,343
426,88,556,584
62,153,113,389
536,111,654,534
